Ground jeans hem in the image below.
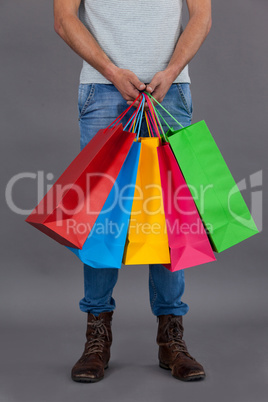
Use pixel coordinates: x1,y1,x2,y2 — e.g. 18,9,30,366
151,306,189,317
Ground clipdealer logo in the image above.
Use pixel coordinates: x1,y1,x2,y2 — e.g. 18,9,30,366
4,169,263,233
228,170,262,231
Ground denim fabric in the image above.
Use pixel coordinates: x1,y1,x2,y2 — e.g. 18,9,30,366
78,83,192,317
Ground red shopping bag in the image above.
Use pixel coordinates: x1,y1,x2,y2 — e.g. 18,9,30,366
26,124,136,249
157,141,216,271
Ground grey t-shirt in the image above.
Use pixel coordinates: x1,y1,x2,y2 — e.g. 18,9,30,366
79,0,190,84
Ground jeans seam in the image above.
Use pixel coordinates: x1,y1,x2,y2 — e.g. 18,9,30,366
177,83,192,116
106,288,113,307
149,269,158,310
79,84,95,119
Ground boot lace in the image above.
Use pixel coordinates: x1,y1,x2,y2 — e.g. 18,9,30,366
82,318,110,362
164,317,194,360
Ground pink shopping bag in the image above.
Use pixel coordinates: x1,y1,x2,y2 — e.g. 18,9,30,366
157,142,216,271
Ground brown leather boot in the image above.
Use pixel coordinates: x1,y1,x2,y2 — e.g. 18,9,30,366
157,315,205,381
71,311,113,383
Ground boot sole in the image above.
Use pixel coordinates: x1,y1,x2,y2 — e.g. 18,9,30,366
71,364,108,383
159,362,206,382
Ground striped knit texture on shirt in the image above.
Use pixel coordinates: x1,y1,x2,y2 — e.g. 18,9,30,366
79,0,190,84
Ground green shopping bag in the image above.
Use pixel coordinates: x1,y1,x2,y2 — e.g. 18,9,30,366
146,93,259,253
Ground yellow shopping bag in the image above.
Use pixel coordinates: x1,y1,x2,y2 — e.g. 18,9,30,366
123,137,171,264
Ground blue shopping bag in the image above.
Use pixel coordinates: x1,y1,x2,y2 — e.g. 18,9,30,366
67,141,141,268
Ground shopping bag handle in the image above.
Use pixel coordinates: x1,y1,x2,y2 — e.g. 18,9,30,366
145,109,160,138
105,93,142,132
126,93,161,139
124,95,143,132
144,94,160,138
144,111,152,137
144,91,185,131
144,94,168,141
124,94,146,138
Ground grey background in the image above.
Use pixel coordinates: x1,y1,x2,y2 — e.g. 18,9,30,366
1,1,268,402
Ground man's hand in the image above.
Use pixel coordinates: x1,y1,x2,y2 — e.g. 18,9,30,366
129,0,212,109
54,0,146,105
144,0,211,107
111,68,145,103
126,69,174,109
54,0,211,110
145,70,175,105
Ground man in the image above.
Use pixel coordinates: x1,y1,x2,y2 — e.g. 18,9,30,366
54,0,212,383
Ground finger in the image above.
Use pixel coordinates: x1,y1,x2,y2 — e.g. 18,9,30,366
130,74,146,92
146,98,156,107
147,86,164,105
144,103,150,112
146,85,154,94
124,84,141,102
127,100,140,108
146,79,158,95
127,99,140,106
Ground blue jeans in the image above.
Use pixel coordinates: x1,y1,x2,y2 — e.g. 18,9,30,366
78,83,192,317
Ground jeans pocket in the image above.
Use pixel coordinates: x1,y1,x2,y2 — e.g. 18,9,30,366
176,83,193,116
78,83,95,119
